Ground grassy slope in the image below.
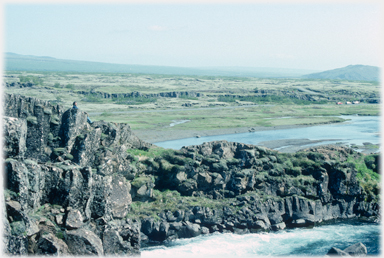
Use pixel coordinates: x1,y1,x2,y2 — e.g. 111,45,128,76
302,65,380,81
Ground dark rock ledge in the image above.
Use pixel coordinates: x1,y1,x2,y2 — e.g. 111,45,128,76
2,93,380,255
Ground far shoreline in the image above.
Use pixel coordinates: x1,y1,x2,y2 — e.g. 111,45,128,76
133,118,380,154
134,123,330,144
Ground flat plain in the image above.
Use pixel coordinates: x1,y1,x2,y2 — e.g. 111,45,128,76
4,71,380,145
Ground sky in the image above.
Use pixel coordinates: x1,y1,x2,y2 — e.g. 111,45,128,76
3,1,383,71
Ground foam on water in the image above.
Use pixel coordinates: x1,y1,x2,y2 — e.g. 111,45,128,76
141,221,380,257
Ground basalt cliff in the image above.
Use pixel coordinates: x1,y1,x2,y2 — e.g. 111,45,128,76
3,93,380,255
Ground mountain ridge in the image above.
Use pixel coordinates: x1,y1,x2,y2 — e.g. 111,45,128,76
302,64,380,81
5,52,317,78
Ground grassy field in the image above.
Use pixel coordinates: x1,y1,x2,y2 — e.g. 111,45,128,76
90,104,378,131
4,71,380,136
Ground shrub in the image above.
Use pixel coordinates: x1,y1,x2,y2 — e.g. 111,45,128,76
127,147,175,160
131,176,152,189
19,75,43,85
287,166,302,176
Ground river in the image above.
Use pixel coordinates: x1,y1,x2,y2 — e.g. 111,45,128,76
141,220,380,257
145,115,381,256
154,115,380,152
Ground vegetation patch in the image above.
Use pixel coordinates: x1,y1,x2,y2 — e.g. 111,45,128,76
128,189,232,220
127,146,175,160
114,96,157,105
218,95,328,105
19,75,44,85
347,154,380,201
131,176,153,188
81,95,107,103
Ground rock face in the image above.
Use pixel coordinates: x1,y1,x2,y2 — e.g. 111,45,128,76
3,93,147,255
5,81,35,88
134,142,380,245
3,93,380,255
76,90,203,100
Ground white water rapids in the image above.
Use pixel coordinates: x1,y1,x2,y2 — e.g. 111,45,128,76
141,220,380,257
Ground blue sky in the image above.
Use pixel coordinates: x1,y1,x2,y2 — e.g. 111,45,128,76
4,3,382,71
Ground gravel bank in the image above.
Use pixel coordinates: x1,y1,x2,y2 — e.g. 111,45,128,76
133,124,316,144
133,124,380,154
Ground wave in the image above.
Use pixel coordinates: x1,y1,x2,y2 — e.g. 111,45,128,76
141,220,380,257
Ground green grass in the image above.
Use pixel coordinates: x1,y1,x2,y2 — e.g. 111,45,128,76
81,95,110,103
91,102,379,132
127,146,175,159
19,75,44,85
178,95,198,100
114,96,157,105
5,71,380,136
345,155,380,201
128,189,232,220
131,176,154,189
218,95,328,105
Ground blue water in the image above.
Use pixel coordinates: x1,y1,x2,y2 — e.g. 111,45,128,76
154,115,380,151
141,220,381,257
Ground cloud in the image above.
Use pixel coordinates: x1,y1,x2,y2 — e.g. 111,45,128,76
148,25,168,31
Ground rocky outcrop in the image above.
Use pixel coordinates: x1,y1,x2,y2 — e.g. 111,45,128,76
76,90,203,100
134,142,380,245
3,93,150,164
5,82,35,88
3,93,380,255
3,93,147,255
4,156,141,255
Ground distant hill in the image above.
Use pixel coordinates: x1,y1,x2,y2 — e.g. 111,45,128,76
4,52,318,78
302,65,380,81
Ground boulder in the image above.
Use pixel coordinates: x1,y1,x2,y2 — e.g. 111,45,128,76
343,242,367,256
103,228,128,255
178,221,201,238
327,247,350,256
65,209,84,229
271,222,286,230
66,228,104,255
34,233,70,255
